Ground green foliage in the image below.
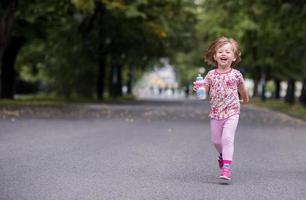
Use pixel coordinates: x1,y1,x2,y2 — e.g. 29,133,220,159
11,0,200,99
71,0,95,12
47,33,97,98
187,0,306,81
12,0,305,99
15,0,97,98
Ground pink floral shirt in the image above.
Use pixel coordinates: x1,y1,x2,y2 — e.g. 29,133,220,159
204,68,244,120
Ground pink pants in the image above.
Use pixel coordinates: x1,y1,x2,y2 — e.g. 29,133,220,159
210,114,239,161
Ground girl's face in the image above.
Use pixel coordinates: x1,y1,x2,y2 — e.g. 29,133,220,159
214,43,236,68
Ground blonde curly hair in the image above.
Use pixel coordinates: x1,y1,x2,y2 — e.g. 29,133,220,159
204,37,241,67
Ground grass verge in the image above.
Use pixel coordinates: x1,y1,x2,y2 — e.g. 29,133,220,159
0,94,135,107
251,98,306,121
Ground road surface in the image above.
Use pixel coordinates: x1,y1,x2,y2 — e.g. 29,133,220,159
0,100,306,200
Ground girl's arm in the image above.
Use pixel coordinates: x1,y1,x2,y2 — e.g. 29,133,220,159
204,85,210,95
238,84,249,104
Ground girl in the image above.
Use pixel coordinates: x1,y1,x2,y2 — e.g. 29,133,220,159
195,37,249,180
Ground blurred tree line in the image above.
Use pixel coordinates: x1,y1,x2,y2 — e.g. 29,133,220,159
0,0,305,105
0,0,197,100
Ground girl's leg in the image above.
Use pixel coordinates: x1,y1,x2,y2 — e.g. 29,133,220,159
219,114,239,180
210,118,223,154
222,114,239,161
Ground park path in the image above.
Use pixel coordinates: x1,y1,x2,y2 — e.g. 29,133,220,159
0,100,306,200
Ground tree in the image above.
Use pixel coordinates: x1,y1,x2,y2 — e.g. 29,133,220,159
0,0,18,98
1,0,79,98
0,0,17,63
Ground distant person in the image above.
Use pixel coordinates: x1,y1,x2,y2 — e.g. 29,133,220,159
184,84,190,98
171,87,175,95
194,37,249,181
158,87,162,95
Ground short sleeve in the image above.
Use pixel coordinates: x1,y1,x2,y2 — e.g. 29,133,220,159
236,71,244,86
204,71,212,86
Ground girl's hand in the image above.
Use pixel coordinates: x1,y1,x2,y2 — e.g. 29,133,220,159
243,98,249,104
192,82,197,91
239,99,249,104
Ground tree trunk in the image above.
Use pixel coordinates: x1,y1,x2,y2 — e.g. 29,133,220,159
253,79,259,97
116,63,122,97
260,81,266,101
259,72,267,101
285,79,295,105
247,30,260,98
0,0,18,63
252,66,261,97
108,58,123,98
108,62,115,98
1,36,25,99
96,56,105,100
126,64,133,94
274,79,281,99
299,78,306,106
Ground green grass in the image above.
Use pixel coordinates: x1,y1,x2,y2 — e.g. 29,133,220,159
0,98,66,107
251,98,306,121
0,94,135,107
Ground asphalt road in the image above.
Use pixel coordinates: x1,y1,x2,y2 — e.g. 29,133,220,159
1,100,306,200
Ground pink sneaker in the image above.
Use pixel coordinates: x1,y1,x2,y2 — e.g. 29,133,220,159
220,160,232,180
220,166,231,180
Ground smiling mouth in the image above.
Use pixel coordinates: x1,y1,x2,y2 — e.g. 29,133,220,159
220,58,228,62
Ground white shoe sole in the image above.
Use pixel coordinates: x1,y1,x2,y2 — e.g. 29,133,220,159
219,176,231,181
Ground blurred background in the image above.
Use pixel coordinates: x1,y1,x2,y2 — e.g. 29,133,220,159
0,0,305,107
